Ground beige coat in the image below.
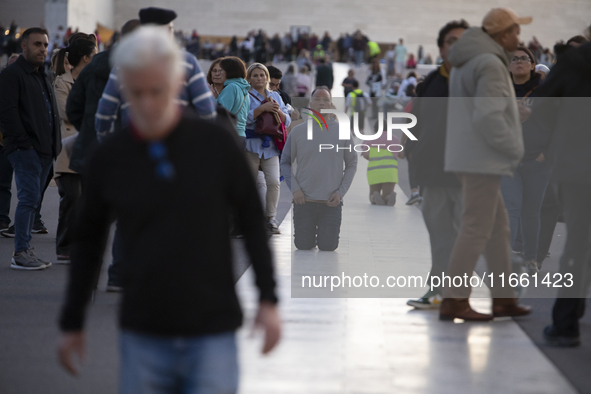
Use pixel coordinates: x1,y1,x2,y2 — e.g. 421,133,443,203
445,27,524,177
53,70,78,176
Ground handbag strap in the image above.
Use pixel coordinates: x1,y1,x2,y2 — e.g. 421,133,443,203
249,91,263,103
231,93,248,116
518,87,537,105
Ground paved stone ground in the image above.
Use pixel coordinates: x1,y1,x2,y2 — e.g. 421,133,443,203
0,62,588,394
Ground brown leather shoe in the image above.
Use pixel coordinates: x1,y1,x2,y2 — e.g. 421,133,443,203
439,298,494,321
492,299,532,317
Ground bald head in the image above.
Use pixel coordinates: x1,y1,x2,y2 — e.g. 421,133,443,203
310,87,332,111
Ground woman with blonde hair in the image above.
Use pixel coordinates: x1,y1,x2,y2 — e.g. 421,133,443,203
245,63,291,234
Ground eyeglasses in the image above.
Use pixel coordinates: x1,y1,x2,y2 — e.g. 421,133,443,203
211,68,225,74
444,37,458,46
511,56,532,63
147,141,176,181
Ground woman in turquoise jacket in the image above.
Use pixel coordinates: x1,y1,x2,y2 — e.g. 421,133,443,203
215,57,251,139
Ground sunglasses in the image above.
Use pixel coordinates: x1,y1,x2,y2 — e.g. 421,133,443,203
147,141,176,181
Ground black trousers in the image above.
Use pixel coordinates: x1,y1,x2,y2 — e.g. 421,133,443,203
513,182,562,264
55,173,82,255
36,164,53,223
293,202,342,252
552,183,591,336
537,183,561,264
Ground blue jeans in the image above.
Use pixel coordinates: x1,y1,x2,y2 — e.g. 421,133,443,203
293,202,342,251
120,330,238,394
0,146,13,224
355,50,364,65
501,160,551,261
7,148,53,252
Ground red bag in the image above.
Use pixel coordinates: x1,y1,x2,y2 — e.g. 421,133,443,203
249,92,284,136
274,123,288,151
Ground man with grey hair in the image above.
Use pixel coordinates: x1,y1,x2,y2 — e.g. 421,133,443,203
58,27,280,392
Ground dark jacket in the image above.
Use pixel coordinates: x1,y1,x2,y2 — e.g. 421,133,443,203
513,72,541,98
409,67,460,188
513,72,549,162
315,64,334,90
532,42,591,184
0,55,61,159
66,49,114,173
277,89,292,106
59,112,277,335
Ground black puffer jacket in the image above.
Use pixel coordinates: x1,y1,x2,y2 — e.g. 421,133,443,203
409,67,460,188
66,49,116,173
531,42,591,184
514,72,547,162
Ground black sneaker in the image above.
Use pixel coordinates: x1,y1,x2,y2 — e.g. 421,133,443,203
0,220,10,232
1,225,15,238
32,220,48,234
268,218,280,235
405,193,421,206
543,325,580,347
524,260,539,276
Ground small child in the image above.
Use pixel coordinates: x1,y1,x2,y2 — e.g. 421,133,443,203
361,122,400,206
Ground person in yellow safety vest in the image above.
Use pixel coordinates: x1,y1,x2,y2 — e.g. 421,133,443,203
368,41,381,59
313,44,325,63
361,119,401,206
345,80,370,133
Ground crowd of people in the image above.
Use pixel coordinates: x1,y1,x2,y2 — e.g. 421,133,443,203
0,4,590,393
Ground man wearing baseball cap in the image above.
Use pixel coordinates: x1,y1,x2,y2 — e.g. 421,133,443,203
440,8,533,321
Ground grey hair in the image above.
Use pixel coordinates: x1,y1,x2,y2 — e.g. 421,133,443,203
111,26,183,80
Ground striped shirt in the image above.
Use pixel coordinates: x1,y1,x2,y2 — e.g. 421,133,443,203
95,51,216,139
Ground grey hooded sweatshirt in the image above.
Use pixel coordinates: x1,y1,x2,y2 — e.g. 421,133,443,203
445,27,524,177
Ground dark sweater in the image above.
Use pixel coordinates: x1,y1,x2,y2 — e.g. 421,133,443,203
409,67,460,188
59,112,277,336
513,72,541,98
514,73,548,162
532,42,591,184
316,64,334,90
